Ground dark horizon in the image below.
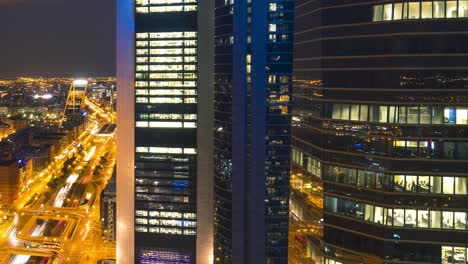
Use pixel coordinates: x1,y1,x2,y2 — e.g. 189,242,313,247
0,0,116,78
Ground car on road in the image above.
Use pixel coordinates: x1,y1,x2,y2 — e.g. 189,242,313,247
24,241,41,248
42,241,62,249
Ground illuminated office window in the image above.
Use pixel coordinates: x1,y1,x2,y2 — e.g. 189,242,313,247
434,1,446,18
324,196,468,231
372,1,468,21
383,4,393,20
136,0,197,13
373,5,384,21
446,1,457,17
393,3,403,19
409,2,420,19
460,1,468,17
422,2,433,18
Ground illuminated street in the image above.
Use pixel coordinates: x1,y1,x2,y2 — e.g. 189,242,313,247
288,170,324,264
0,97,116,264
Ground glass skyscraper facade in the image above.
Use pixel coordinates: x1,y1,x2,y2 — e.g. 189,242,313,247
293,0,468,263
117,0,214,263
134,0,198,262
213,1,294,263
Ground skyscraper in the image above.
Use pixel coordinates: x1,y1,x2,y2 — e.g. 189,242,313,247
116,0,213,263
293,1,468,263
213,1,294,263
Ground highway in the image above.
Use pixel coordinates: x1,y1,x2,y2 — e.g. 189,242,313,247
0,98,116,264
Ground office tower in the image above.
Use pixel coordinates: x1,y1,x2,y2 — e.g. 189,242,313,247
116,0,213,263
213,1,294,263
101,172,117,242
293,1,468,263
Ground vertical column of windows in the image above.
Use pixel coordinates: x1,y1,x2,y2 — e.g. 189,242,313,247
134,31,198,236
264,0,294,261
135,32,198,128
213,0,235,262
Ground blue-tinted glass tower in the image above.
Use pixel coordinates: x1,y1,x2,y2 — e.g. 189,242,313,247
213,1,294,263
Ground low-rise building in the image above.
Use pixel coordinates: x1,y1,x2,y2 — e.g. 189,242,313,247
100,171,116,242
0,160,20,206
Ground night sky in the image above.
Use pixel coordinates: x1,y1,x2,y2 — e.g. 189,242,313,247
0,0,116,78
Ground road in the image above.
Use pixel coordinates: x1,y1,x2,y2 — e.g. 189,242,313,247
288,171,324,264
0,99,116,264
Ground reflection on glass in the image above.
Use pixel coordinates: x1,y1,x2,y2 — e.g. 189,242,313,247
442,246,453,264
453,247,466,264
457,109,468,124
455,177,467,195
403,2,409,19
431,211,441,228
406,175,417,192
332,104,340,119
389,106,397,123
366,171,376,189
432,106,444,124
405,209,417,227
394,3,403,19
394,175,405,192
384,4,393,20
460,1,468,17
379,106,388,123
355,203,364,219
350,104,359,121
372,0,468,21
386,208,393,226
341,104,349,120
418,176,430,193
422,1,433,18
398,106,406,123
373,5,384,21
347,168,357,185
374,206,384,224
454,212,467,230
377,173,390,190
394,209,404,227
420,106,431,124
357,171,366,187
443,177,454,194
408,2,420,18
408,107,419,124
417,210,429,228
431,176,442,193
442,211,454,229
359,105,368,121
446,1,457,18
365,204,374,222
434,1,446,18
445,107,456,124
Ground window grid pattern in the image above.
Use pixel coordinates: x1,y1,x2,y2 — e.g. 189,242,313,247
264,1,294,263
373,0,468,21
136,0,197,13
331,104,468,125
134,32,197,236
139,249,192,264
441,246,468,264
325,196,468,231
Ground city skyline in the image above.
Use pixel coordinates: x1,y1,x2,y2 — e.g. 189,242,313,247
0,0,467,264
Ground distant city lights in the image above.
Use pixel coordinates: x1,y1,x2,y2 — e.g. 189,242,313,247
32,94,53,100
73,80,88,86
